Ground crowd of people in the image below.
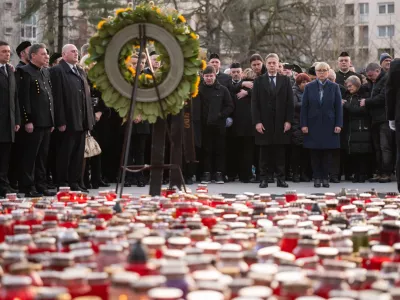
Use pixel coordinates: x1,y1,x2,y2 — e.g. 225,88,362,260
1,38,400,198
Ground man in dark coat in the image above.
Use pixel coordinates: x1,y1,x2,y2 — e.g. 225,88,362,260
360,62,392,183
49,44,94,192
0,41,21,197
18,43,55,197
208,53,231,88
335,52,362,86
386,58,400,191
8,41,31,190
226,63,254,182
252,53,294,188
192,66,234,184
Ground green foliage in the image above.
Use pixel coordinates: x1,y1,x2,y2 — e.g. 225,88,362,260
78,0,122,26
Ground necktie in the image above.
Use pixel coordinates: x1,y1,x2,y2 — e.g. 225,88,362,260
73,66,79,76
0,65,8,77
269,76,276,89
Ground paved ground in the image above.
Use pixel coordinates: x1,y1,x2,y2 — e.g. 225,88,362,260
93,180,398,197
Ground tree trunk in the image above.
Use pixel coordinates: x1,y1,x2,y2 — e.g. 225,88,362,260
57,0,64,52
46,0,55,51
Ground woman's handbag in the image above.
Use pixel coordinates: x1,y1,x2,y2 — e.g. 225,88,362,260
84,131,102,158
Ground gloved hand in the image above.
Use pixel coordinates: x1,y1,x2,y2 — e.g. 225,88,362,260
389,120,396,131
226,117,233,128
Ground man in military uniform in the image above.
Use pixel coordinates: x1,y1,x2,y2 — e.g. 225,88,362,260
18,43,55,197
0,41,20,197
335,52,362,86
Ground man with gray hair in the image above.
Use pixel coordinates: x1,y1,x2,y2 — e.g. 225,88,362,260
360,62,392,183
18,43,55,197
50,44,94,192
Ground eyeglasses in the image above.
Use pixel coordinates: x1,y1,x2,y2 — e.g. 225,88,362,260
316,69,328,73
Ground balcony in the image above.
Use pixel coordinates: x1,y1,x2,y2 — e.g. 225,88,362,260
359,14,368,23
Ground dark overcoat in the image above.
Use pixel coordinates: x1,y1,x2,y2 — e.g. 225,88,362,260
251,74,294,145
0,65,20,142
386,59,400,122
49,60,94,131
343,91,372,154
300,80,343,149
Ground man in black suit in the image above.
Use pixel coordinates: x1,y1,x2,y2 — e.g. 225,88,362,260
0,41,21,197
18,43,55,197
252,53,294,188
386,58,400,191
49,44,94,192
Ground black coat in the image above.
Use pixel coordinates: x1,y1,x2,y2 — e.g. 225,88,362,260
386,59,400,122
0,64,20,143
365,70,387,125
251,74,294,145
18,62,54,127
335,70,362,87
343,91,372,154
49,60,94,131
216,72,231,88
192,81,234,147
230,80,254,137
292,85,304,145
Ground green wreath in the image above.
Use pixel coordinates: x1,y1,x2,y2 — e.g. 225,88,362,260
86,2,206,123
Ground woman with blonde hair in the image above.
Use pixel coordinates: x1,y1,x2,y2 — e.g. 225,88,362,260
300,62,343,188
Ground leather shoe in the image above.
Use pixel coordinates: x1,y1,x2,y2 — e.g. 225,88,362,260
70,184,88,193
259,180,268,188
322,179,330,188
98,180,110,187
277,179,289,188
25,190,43,198
91,183,100,189
330,176,340,183
267,176,274,183
314,179,321,188
137,179,145,187
40,189,56,197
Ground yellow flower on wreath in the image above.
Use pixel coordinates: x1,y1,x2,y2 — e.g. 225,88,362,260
194,75,201,86
127,66,136,76
178,15,186,23
200,60,207,70
190,32,197,40
125,56,132,64
145,74,153,80
97,20,106,30
115,8,125,15
192,87,199,98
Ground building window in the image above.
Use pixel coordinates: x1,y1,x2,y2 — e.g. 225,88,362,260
359,26,369,45
345,27,355,45
378,3,395,14
378,25,395,37
4,28,13,35
345,4,354,16
359,3,369,14
4,2,12,9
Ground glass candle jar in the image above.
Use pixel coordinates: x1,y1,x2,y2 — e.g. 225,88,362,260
380,221,400,246
0,275,35,300
187,291,224,300
366,245,394,270
60,269,91,298
285,191,297,203
313,272,350,299
87,272,109,300
48,253,75,271
35,287,71,300
280,229,299,253
293,239,318,258
161,263,192,298
109,271,139,300
148,287,183,300
132,275,167,300
315,247,339,262
351,226,369,253
0,215,13,243
280,279,313,300
97,244,125,271
175,202,197,218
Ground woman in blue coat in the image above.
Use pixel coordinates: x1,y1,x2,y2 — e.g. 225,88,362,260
300,62,343,188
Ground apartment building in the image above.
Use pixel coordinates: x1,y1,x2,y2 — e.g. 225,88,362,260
342,0,399,68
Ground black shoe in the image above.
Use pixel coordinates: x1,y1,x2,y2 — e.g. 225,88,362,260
259,180,268,188
83,183,92,190
277,179,289,188
330,176,340,183
314,179,321,188
267,176,274,183
369,174,380,183
137,179,146,187
91,183,100,189
352,175,360,183
215,172,224,184
322,179,330,188
300,174,311,182
98,180,110,187
41,190,56,197
70,184,88,193
201,172,211,184
292,174,300,183
124,182,132,187
25,190,44,198
359,175,366,183
185,177,193,185
379,175,391,183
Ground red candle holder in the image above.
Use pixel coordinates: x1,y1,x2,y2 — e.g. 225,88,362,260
285,190,298,203
366,245,393,270
0,275,35,300
380,221,400,246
